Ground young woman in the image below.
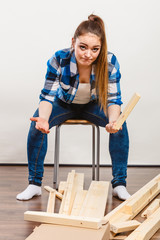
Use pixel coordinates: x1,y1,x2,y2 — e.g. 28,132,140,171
17,14,130,201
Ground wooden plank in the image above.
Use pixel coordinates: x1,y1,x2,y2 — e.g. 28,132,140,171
141,199,160,218
24,211,102,229
46,190,56,213
71,190,88,216
59,170,76,214
102,174,160,225
125,207,160,240
102,203,131,225
79,181,109,218
44,186,63,200
59,171,84,215
124,181,159,215
58,181,67,194
114,93,141,130
110,220,141,234
25,223,110,240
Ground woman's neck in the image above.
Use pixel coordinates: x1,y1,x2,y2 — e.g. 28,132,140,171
78,64,92,74
78,64,92,83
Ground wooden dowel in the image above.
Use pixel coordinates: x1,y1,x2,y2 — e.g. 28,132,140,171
44,186,63,200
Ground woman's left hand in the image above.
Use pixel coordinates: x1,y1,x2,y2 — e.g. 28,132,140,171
105,121,122,134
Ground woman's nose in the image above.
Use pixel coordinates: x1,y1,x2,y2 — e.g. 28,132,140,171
85,50,91,58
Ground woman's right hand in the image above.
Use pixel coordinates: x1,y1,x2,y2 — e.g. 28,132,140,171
30,117,50,134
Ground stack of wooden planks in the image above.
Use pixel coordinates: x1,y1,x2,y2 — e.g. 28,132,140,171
24,171,160,240
102,174,160,239
24,170,110,240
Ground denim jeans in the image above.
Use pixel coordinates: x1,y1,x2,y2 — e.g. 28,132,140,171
27,98,129,188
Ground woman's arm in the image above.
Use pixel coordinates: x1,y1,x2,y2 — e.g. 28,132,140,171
30,101,52,134
105,104,122,134
38,101,52,121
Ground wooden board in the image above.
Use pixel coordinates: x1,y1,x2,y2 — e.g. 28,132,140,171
102,174,160,225
59,171,84,215
114,93,141,130
125,207,160,240
79,181,109,218
58,181,67,194
25,223,110,240
141,199,160,218
46,191,56,213
124,181,159,216
71,190,87,216
59,170,76,214
110,220,141,234
24,211,102,229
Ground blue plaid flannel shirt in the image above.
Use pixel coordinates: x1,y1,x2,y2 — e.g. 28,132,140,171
40,48,123,107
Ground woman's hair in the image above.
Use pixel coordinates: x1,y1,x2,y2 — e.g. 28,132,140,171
73,14,108,115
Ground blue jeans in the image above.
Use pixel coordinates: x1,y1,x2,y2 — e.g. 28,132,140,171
27,98,129,188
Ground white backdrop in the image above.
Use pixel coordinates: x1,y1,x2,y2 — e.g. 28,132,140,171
0,0,160,165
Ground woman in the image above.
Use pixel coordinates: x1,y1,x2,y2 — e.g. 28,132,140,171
17,14,130,201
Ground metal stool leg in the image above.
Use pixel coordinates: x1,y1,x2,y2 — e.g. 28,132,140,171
53,125,61,189
96,126,100,181
92,125,95,180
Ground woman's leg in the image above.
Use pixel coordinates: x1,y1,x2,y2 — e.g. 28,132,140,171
82,101,130,199
16,99,76,200
27,99,76,186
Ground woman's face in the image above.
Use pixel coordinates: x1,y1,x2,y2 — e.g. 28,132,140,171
72,32,101,67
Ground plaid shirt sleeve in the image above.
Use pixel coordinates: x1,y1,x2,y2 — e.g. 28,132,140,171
39,54,61,104
107,53,123,107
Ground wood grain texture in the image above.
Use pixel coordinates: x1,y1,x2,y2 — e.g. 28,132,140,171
125,207,160,240
79,181,109,218
46,191,56,213
59,171,84,215
114,93,141,130
25,223,110,240
0,166,160,240
110,220,141,234
24,211,102,229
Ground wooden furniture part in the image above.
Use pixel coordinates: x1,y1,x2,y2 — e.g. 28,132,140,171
124,181,159,217
110,220,141,234
25,172,160,240
25,223,110,240
46,190,56,213
102,174,160,225
53,119,100,188
114,92,141,130
44,185,63,200
125,207,160,240
24,170,110,235
71,190,88,216
79,181,109,218
59,170,76,214
59,171,84,215
58,181,67,194
141,199,160,218
24,211,102,229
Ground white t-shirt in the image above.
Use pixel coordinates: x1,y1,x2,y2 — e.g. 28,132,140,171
72,83,91,104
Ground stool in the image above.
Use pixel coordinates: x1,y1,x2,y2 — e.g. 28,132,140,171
53,119,100,188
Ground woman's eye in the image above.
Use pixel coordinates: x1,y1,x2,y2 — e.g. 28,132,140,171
80,46,86,50
92,48,99,52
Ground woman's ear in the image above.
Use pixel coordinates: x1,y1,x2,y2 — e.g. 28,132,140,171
71,38,75,49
